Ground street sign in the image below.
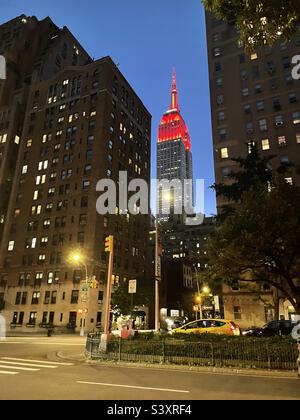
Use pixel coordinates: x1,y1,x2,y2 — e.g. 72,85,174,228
128,279,137,294
214,295,220,311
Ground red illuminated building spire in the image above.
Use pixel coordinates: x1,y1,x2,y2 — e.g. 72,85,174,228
158,67,191,151
170,66,179,111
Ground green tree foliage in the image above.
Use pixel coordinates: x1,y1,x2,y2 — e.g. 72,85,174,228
206,176,300,314
111,277,153,316
202,0,300,51
213,143,290,218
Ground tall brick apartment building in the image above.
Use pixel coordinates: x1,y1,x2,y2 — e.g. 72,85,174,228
0,15,151,333
206,13,300,326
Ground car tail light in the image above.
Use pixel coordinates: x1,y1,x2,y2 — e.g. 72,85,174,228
230,322,239,334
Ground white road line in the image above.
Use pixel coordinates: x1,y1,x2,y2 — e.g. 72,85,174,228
35,342,83,346
77,381,190,394
0,370,18,375
1,357,74,366
0,361,58,369
0,365,39,372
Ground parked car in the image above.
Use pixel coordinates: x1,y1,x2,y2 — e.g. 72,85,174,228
242,320,297,337
172,318,241,336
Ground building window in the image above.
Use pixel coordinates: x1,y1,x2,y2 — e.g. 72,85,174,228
259,119,268,132
281,156,289,164
215,62,222,72
250,52,258,60
213,47,221,57
275,115,284,127
221,148,228,159
218,112,225,122
31,292,40,305
278,136,287,147
296,133,300,144
285,177,293,185
289,93,297,104
255,84,262,94
28,312,37,326
71,290,79,304
233,306,242,320
51,291,57,305
8,241,15,251
244,104,251,114
217,94,224,105
257,101,264,111
242,88,249,97
292,112,300,124
273,98,281,111
22,165,28,175
245,122,254,134
261,139,270,151
216,77,223,87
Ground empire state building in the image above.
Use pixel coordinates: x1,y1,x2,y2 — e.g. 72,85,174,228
157,68,193,224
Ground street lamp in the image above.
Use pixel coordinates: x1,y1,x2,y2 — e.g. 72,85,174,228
70,252,89,337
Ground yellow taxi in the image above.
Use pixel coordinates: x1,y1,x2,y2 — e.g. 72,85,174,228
172,319,240,336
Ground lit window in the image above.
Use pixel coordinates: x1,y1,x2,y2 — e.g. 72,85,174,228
15,135,20,145
296,133,300,144
278,136,287,146
38,254,46,261
213,47,221,57
0,133,7,143
22,165,28,175
8,241,15,251
26,139,33,148
63,79,69,86
221,148,228,159
292,112,300,124
251,52,258,60
31,238,37,249
33,191,39,200
275,115,284,127
90,110,97,118
285,177,293,185
261,139,270,151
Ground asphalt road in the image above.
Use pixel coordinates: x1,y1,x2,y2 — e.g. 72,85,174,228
0,336,299,401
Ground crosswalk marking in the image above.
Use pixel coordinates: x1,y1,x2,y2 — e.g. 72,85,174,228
1,357,74,366
0,364,39,372
0,360,57,369
0,370,18,375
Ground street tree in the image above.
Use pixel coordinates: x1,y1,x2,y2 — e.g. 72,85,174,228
111,277,153,316
202,0,300,51
206,176,300,314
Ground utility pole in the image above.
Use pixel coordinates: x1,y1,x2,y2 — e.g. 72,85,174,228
155,224,162,331
100,235,114,352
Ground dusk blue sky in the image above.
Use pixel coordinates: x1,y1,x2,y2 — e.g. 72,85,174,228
0,0,217,216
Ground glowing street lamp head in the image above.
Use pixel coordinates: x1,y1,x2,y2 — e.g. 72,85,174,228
70,252,83,264
202,286,211,295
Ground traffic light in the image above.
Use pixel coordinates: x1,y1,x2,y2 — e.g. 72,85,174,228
90,276,98,289
105,235,114,253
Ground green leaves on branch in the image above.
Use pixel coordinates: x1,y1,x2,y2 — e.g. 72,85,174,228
202,0,300,51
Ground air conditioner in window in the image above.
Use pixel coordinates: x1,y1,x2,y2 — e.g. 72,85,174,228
276,121,284,127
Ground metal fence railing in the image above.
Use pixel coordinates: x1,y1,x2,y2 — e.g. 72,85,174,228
85,334,298,371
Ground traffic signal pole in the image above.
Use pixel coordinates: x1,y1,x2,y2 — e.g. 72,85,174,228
104,248,114,335
99,235,114,352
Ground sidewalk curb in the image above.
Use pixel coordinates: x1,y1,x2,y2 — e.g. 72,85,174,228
55,351,298,378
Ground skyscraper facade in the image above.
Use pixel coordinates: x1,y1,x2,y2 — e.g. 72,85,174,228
157,69,193,224
0,15,151,333
206,13,300,326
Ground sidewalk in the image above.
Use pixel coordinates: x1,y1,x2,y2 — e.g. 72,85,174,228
55,349,298,378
